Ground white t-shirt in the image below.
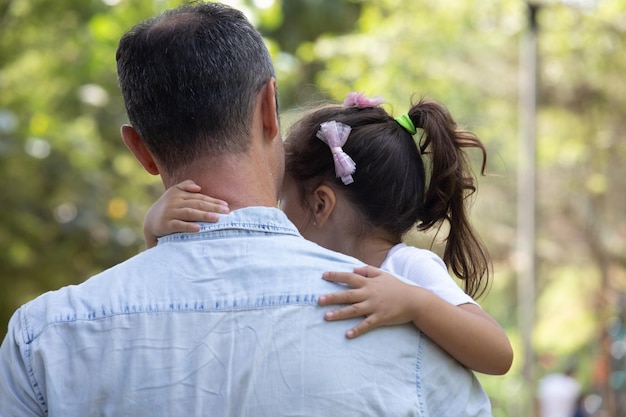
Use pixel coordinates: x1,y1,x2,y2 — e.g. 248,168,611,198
380,243,477,307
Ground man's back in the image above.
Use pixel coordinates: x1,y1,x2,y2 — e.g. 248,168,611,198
0,208,491,416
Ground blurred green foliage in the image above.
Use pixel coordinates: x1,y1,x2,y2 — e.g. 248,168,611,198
2,0,626,415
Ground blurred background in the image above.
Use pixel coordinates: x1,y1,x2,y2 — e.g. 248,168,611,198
0,0,624,415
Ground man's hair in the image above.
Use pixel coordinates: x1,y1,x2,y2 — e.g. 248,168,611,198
116,2,275,174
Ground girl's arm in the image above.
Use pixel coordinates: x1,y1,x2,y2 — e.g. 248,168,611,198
143,180,229,248
318,265,513,375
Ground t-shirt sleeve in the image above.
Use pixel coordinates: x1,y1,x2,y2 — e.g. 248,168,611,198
387,247,478,307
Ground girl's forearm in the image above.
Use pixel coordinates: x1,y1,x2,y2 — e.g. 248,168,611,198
410,287,513,375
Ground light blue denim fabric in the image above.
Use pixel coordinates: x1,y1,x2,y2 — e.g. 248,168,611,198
0,207,491,416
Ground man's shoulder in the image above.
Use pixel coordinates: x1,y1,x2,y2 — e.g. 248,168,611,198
12,251,151,342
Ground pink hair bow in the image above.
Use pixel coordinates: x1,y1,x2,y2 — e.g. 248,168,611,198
343,92,384,109
316,121,356,185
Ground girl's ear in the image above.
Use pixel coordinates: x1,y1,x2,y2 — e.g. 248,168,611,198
311,185,336,228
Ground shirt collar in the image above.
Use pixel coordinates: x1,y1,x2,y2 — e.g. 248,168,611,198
159,206,301,243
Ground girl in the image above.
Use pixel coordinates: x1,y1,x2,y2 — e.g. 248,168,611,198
144,92,513,375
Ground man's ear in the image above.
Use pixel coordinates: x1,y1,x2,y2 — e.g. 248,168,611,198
120,124,160,175
261,77,279,141
311,185,337,228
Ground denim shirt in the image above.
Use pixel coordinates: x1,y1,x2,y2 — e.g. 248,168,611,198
0,207,491,416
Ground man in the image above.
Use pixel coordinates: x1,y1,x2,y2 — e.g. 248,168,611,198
0,3,492,415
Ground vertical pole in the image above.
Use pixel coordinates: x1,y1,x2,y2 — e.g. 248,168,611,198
517,2,539,416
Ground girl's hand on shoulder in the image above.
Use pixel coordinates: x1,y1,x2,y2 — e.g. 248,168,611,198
143,180,229,248
320,266,513,374
318,265,423,339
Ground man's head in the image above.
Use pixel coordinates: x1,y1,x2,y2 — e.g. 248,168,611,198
116,2,276,179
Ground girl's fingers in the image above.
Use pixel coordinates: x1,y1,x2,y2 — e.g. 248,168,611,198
352,265,387,279
166,194,229,215
323,306,382,339
321,271,367,287
323,302,372,321
352,265,372,277
345,316,380,339
167,219,202,233
200,200,229,214
318,289,363,306
179,194,229,210
175,179,202,192
321,265,379,287
172,180,230,209
175,208,221,223
176,200,229,216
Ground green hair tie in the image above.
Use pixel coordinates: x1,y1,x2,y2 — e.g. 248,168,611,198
394,113,417,135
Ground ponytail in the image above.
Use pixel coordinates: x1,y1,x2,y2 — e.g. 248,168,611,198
407,98,490,298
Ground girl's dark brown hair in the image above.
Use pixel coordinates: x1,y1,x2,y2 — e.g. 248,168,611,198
285,97,491,298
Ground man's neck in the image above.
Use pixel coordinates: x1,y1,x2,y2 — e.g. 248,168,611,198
165,153,279,210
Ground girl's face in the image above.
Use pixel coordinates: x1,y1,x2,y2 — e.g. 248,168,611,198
279,175,315,238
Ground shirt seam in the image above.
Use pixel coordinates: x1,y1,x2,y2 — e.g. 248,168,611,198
159,224,300,244
24,297,320,344
20,310,49,415
416,332,426,416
